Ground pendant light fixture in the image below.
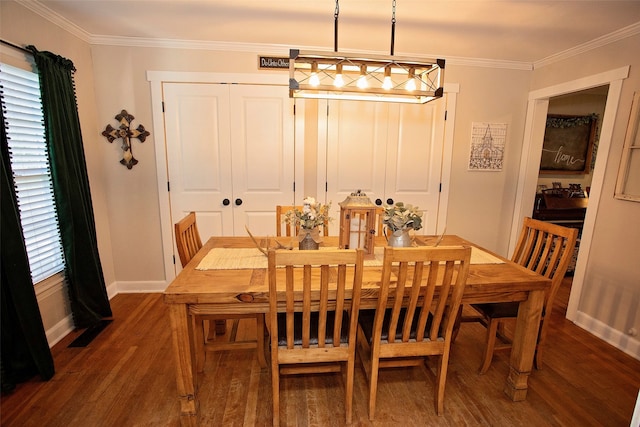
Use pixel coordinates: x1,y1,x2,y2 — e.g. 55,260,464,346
289,0,445,104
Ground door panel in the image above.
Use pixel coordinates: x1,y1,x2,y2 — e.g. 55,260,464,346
164,83,232,239
164,83,294,269
322,98,445,235
385,101,444,233
229,85,295,235
323,101,389,233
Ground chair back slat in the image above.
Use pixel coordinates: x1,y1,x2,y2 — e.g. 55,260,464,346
373,246,472,346
269,249,364,351
511,217,578,313
276,205,329,237
174,212,203,267
276,205,299,237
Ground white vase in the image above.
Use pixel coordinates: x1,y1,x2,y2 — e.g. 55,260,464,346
385,228,412,247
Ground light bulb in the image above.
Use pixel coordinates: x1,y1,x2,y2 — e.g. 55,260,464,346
405,68,416,91
334,64,344,87
382,66,392,90
309,62,320,87
357,65,368,89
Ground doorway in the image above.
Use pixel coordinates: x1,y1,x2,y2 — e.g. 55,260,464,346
510,66,629,322
532,86,608,273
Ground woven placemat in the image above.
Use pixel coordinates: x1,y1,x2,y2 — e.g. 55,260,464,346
196,246,503,270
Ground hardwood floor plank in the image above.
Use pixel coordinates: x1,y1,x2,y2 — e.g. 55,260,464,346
2,281,639,426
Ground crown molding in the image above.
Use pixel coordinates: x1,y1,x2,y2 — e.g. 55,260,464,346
534,21,640,69
91,35,533,71
23,1,639,72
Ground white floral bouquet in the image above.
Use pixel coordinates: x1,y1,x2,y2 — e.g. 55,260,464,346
284,197,331,230
382,202,423,232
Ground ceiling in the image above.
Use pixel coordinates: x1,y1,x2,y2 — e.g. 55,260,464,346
30,1,640,65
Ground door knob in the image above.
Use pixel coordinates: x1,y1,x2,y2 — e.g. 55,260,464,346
222,198,230,206
235,198,243,206
386,198,394,205
375,198,383,206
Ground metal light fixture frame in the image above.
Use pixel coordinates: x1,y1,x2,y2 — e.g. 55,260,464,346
289,1,445,104
289,50,444,104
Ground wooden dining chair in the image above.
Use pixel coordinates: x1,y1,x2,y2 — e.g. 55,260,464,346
357,245,472,419
174,212,267,372
275,205,329,237
470,217,578,374
268,248,364,426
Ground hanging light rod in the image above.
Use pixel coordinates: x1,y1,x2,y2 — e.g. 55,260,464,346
288,0,445,104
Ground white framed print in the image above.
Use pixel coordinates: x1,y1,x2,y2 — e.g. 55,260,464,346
468,122,507,171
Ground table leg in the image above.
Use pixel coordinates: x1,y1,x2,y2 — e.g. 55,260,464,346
504,289,544,401
168,303,199,426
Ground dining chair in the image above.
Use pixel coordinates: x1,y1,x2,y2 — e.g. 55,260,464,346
357,245,472,419
469,217,578,374
275,205,329,237
174,212,267,371
268,248,364,426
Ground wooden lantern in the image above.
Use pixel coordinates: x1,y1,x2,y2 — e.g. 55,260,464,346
338,190,378,258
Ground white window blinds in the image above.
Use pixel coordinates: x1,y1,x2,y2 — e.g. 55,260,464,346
1,62,66,284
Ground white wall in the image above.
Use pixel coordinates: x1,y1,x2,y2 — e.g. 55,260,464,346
531,34,640,357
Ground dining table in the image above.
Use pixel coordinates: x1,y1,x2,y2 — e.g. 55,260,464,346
164,234,551,426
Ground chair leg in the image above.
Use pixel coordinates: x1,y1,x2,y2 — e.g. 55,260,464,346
271,356,280,427
479,318,500,374
345,357,354,423
434,349,450,416
256,314,267,368
451,306,463,344
368,356,380,421
533,318,547,370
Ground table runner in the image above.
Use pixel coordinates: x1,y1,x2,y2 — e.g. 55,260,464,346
196,246,504,270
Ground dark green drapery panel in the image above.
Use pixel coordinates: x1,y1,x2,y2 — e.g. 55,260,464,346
1,107,55,392
27,46,112,328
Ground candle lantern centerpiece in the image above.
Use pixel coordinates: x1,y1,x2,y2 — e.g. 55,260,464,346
338,190,377,258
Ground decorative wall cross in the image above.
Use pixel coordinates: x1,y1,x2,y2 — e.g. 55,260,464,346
102,109,150,169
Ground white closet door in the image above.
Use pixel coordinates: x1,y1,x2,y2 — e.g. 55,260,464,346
228,84,295,235
321,100,389,233
321,98,446,235
164,83,233,239
384,100,446,234
164,83,294,246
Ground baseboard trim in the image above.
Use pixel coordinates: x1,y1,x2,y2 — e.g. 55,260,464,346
574,310,640,360
46,315,74,348
113,280,168,294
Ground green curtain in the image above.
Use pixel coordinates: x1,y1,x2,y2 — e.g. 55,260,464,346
1,107,54,392
26,46,112,328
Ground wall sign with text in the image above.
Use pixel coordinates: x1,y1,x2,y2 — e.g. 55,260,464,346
258,56,290,70
540,114,598,175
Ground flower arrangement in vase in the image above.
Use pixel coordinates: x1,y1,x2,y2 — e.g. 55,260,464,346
284,197,331,249
382,202,423,247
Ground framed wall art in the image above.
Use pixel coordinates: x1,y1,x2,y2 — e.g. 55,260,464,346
468,122,506,171
540,114,597,174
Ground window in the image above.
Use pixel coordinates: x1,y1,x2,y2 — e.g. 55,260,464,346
1,62,66,283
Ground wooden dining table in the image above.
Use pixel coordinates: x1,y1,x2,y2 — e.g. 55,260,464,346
164,235,551,426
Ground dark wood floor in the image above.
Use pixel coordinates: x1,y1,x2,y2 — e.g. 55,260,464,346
3,278,639,426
